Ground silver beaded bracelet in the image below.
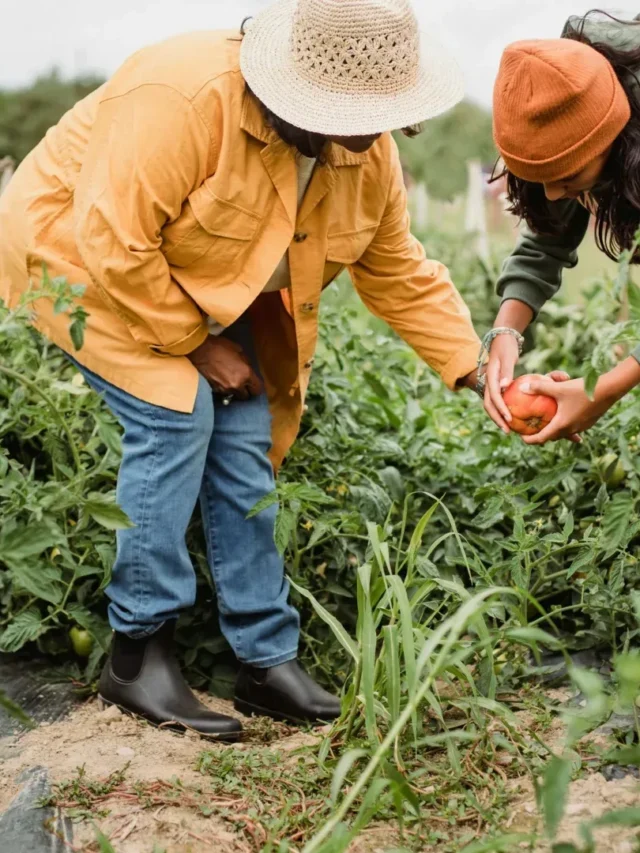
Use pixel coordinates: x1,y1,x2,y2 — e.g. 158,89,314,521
474,327,525,400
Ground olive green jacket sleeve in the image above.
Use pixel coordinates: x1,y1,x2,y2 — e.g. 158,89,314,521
496,200,590,316
497,203,640,364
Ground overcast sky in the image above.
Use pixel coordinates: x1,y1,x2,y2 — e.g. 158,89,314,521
1,2,637,106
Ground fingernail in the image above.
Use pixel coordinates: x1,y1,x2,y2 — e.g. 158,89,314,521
520,383,531,394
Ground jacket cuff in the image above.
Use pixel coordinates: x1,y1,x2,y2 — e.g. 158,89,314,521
632,344,640,365
500,283,548,319
441,341,481,391
150,323,209,357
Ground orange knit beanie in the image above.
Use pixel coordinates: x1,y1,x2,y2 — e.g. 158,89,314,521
493,38,631,183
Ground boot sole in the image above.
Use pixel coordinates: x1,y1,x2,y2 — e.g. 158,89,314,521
233,696,337,727
98,695,243,743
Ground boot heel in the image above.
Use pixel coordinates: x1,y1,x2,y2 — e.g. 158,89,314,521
233,696,259,718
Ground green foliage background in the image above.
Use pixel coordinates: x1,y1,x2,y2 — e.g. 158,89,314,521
394,101,496,200
0,73,495,201
0,72,103,164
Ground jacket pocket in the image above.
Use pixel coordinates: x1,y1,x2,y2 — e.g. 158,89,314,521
326,224,378,265
162,188,261,268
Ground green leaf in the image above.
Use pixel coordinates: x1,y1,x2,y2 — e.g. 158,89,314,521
246,490,279,518
384,761,420,816
628,279,640,320
363,371,389,399
601,493,635,557
96,418,122,457
0,689,34,727
274,507,296,555
460,835,535,853
407,502,439,573
590,807,640,828
506,627,561,650
540,755,573,840
83,498,134,530
9,563,64,605
383,624,401,723
0,522,60,565
289,577,359,663
92,825,117,853
53,295,71,315
601,745,640,767
595,483,609,515
473,497,505,530
584,366,599,400
566,549,594,579
529,461,575,498
0,609,47,653
357,563,378,743
350,483,392,524
378,466,405,503
330,748,367,804
69,317,85,351
67,604,112,653
351,777,390,835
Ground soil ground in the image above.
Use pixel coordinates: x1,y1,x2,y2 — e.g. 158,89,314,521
1,689,639,853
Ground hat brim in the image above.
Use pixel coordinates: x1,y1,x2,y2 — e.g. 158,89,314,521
240,0,465,136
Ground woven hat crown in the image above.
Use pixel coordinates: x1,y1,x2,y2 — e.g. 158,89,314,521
291,0,420,96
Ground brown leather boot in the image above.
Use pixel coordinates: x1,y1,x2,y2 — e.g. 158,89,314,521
99,622,242,741
235,660,341,725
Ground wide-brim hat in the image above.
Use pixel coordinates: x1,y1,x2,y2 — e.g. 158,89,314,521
240,0,465,137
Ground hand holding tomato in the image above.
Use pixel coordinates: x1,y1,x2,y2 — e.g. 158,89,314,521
503,375,558,435
511,375,615,445
483,333,521,433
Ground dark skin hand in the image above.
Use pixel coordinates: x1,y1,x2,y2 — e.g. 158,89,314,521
187,335,263,400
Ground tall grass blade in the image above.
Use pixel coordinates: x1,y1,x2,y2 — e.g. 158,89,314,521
330,749,367,804
289,577,360,664
383,624,401,723
303,587,517,853
357,563,378,743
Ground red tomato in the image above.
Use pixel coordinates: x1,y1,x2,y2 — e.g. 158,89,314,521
503,375,558,436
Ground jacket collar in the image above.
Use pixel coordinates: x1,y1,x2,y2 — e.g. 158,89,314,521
240,89,369,166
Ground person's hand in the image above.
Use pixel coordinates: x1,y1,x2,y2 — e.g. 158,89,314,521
484,333,521,433
187,335,263,400
517,374,614,445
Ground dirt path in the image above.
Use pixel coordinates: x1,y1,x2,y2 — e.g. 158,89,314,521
0,693,332,852
1,691,639,853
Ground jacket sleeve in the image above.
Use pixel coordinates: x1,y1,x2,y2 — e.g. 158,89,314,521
497,200,590,316
349,141,481,390
74,85,212,356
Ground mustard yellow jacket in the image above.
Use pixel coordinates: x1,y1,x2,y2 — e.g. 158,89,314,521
0,30,480,469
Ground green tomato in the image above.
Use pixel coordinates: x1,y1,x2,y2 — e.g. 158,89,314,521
69,626,94,658
597,453,626,488
548,495,561,508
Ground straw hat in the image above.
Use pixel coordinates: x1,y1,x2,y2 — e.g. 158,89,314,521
240,0,464,136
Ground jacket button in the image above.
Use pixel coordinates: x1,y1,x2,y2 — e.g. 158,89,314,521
302,302,315,313
293,232,308,243
304,358,314,369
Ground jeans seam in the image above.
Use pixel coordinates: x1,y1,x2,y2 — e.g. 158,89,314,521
131,403,160,629
204,473,245,659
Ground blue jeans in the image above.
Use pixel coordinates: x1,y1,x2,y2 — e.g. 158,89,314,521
70,319,300,667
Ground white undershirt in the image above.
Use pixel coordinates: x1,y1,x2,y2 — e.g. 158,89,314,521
207,154,317,335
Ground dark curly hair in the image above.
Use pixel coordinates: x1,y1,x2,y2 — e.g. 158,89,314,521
497,10,640,262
